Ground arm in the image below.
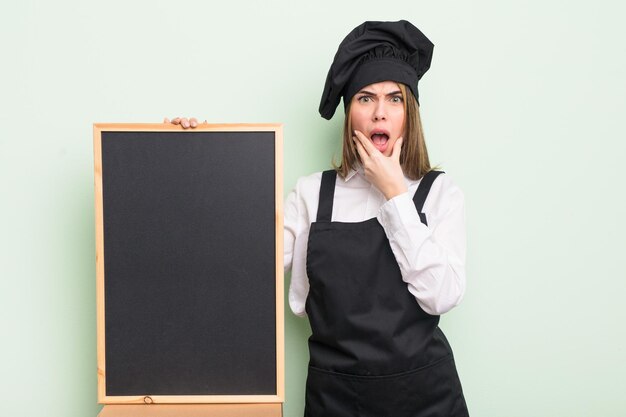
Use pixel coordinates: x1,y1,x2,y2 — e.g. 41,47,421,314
284,188,298,273
377,177,466,315
353,130,466,315
284,180,309,317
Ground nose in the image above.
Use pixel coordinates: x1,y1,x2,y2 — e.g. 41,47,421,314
372,101,387,121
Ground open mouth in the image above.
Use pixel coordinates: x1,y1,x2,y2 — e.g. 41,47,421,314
370,131,390,152
371,133,389,145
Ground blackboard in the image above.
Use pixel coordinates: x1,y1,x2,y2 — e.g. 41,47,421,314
93,124,284,405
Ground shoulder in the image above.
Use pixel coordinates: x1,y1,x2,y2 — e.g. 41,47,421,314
421,171,465,216
286,171,327,224
430,171,465,200
293,170,325,195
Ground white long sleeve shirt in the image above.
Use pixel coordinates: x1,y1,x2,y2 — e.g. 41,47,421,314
284,167,467,317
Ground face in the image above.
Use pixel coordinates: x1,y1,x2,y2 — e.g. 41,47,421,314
349,81,405,157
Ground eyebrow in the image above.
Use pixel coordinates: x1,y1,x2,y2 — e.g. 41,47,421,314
358,90,402,96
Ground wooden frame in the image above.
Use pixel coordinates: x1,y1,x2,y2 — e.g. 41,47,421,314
93,123,284,413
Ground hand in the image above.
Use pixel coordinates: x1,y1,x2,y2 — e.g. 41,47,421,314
353,130,408,200
163,117,207,129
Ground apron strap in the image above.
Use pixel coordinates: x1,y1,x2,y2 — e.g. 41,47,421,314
316,170,337,222
413,170,445,226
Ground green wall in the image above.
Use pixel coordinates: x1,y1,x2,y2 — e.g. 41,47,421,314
1,1,625,416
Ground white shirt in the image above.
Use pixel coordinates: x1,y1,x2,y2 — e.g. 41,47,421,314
284,168,467,317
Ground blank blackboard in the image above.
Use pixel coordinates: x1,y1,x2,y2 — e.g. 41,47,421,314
94,124,284,404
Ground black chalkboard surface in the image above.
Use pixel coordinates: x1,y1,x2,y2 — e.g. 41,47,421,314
94,124,284,406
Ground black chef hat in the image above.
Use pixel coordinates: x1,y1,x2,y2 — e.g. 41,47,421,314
319,20,434,120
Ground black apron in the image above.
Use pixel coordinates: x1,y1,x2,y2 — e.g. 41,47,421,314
304,170,469,417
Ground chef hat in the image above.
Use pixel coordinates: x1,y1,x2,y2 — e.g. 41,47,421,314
319,20,434,120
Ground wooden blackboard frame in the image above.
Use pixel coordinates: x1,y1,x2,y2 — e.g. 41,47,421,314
93,123,284,408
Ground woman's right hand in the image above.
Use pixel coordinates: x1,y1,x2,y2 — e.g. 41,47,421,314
163,117,207,129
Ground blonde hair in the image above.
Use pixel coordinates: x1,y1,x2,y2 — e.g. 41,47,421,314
334,83,435,180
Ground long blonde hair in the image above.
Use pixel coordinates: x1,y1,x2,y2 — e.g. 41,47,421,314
334,83,434,180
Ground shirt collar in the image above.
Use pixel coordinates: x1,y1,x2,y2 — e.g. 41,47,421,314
343,164,364,182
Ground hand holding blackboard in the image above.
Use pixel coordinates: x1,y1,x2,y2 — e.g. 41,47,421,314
163,116,207,129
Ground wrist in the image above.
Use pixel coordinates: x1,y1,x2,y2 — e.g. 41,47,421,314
383,184,408,200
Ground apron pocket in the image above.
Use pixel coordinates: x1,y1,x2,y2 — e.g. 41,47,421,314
401,355,469,417
305,365,359,417
356,355,468,417
306,357,469,417
355,371,408,417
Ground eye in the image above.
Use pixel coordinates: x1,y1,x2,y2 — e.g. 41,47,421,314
390,95,403,103
357,95,372,103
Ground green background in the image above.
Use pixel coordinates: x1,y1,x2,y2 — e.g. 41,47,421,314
1,1,625,416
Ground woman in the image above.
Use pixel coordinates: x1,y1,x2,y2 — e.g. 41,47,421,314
284,21,470,417
170,19,469,417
